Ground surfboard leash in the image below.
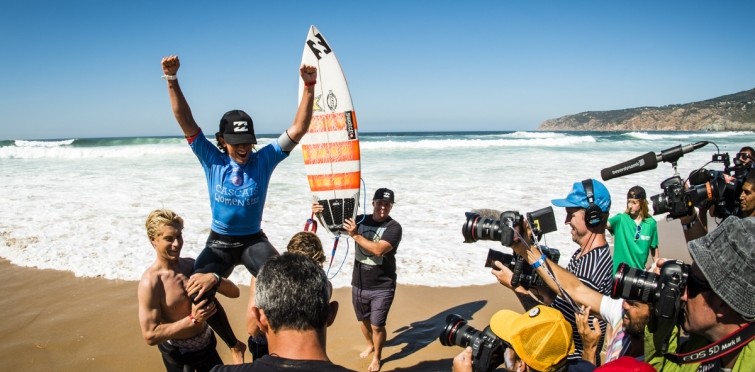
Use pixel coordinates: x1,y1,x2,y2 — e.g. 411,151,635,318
326,233,350,279
303,212,318,233
325,237,349,280
326,234,340,274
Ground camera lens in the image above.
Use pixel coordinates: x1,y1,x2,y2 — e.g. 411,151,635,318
462,212,504,243
439,313,484,348
650,193,669,215
612,263,658,303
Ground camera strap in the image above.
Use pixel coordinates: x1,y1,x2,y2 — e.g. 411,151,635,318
665,323,754,370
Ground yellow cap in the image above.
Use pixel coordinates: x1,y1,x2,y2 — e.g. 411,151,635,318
489,305,574,371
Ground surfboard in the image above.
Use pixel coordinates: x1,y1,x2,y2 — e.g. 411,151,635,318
299,25,361,236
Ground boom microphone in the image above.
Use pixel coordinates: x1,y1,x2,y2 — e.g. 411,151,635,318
600,141,710,181
601,152,658,181
657,141,709,164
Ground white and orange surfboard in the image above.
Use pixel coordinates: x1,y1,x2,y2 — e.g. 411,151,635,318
299,25,361,236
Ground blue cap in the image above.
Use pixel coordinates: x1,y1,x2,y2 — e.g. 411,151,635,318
551,179,611,213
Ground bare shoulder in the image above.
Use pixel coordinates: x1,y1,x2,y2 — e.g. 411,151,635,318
138,265,163,294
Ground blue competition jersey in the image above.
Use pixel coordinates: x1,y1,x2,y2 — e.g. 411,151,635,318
190,132,288,236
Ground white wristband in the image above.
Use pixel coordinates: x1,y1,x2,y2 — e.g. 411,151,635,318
161,74,177,81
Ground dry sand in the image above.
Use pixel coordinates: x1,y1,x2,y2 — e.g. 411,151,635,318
0,219,690,371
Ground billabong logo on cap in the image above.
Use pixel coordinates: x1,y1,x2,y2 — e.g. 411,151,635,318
233,121,249,133
528,307,541,317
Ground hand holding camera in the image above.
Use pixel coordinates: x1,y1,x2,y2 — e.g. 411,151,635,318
463,206,559,289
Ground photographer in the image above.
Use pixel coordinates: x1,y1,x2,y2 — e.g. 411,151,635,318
492,179,613,365
502,235,651,362
680,170,755,242
739,171,755,218
452,305,593,372
737,146,754,168
641,216,755,371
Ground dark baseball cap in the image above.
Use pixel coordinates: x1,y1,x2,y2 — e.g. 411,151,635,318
627,185,647,200
373,188,395,203
218,110,257,145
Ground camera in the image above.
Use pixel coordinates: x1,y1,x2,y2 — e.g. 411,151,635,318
462,206,557,247
612,260,689,333
650,155,740,219
650,176,693,218
439,314,505,372
484,247,561,289
601,141,746,220
686,168,739,218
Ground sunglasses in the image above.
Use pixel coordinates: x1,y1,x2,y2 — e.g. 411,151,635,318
634,224,642,240
687,273,712,298
737,152,753,161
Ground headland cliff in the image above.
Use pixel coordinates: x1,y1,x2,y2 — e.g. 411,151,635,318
539,87,755,131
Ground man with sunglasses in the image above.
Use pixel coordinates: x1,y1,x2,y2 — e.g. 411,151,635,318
642,216,755,371
736,146,754,169
677,147,754,243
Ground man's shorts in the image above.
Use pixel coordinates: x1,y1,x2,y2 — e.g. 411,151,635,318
352,287,395,327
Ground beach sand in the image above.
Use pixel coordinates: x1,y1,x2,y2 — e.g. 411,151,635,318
0,219,690,371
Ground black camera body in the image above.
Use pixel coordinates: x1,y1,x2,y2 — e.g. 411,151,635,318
612,260,689,333
439,314,505,372
650,175,693,218
462,206,557,246
485,246,561,289
463,207,558,289
650,152,743,219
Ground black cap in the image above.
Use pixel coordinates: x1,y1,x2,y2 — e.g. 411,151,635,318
373,188,395,203
627,186,646,200
218,110,257,145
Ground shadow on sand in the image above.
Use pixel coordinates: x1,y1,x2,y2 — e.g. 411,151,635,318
381,299,488,369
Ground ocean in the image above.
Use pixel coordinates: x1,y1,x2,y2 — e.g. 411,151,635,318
1,131,752,288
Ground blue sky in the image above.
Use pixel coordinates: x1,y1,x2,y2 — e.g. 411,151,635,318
1,1,754,140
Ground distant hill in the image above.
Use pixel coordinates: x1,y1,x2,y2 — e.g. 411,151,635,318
538,88,755,131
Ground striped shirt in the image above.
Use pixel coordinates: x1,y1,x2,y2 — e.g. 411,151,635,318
551,243,613,365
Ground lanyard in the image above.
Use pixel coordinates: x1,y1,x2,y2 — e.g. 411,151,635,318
666,323,754,370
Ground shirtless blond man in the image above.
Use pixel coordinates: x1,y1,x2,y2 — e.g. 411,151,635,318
138,209,242,371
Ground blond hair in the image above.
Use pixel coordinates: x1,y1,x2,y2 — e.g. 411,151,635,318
286,231,325,264
145,209,184,241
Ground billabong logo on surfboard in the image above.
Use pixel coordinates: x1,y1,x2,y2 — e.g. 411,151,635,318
306,33,332,61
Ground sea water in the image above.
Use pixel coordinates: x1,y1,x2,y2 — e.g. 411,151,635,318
0,131,752,288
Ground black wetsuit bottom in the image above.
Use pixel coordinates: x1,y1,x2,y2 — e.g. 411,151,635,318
193,230,280,350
